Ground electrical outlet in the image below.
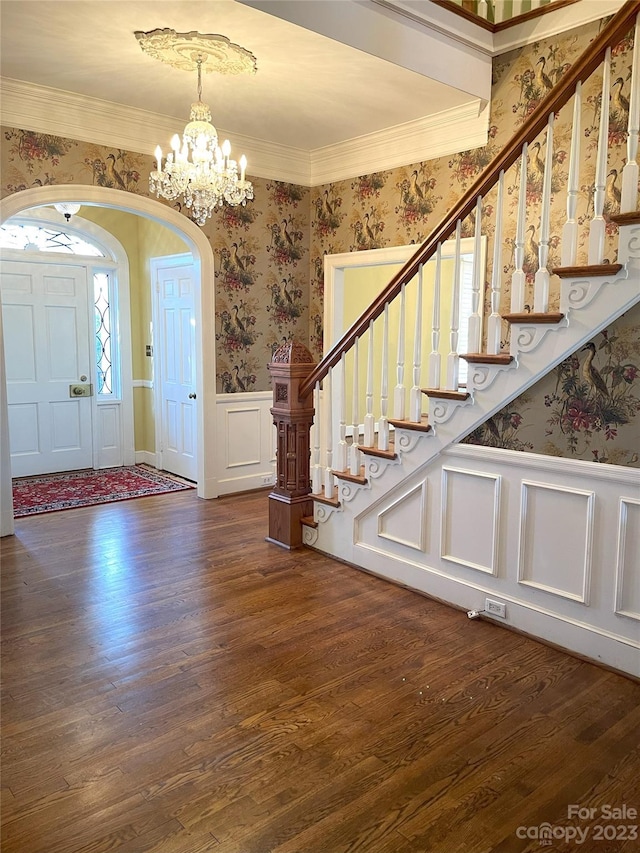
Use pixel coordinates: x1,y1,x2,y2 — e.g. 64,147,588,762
485,598,506,618
261,475,273,485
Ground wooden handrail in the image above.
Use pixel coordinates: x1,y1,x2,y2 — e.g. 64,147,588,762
300,0,640,400
430,1,580,33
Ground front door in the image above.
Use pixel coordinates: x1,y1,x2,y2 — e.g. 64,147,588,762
154,257,197,482
1,260,93,476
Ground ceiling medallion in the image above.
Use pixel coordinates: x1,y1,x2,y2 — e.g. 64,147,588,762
134,29,257,76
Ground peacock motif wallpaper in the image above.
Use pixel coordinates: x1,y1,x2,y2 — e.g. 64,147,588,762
1,15,638,465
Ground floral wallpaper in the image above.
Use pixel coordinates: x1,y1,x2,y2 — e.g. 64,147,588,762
1,15,637,466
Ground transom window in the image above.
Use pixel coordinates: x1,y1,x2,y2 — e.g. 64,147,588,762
0,223,105,256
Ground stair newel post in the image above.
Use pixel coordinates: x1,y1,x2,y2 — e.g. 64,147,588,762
336,352,348,471
487,171,504,355
364,320,375,446
323,369,334,497
428,243,442,388
446,220,462,391
349,337,361,475
468,196,483,354
267,341,316,550
589,47,612,265
378,304,390,452
409,264,424,423
311,381,322,496
534,113,555,313
621,12,640,213
393,282,407,419
562,82,582,266
511,142,528,313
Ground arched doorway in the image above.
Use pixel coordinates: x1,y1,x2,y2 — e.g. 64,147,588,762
0,186,218,536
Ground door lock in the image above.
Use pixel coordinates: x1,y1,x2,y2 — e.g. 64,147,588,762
69,383,93,397
188,392,197,399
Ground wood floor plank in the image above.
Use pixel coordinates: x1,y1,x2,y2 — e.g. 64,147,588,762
2,489,639,853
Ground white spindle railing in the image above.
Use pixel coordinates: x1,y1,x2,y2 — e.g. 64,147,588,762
323,372,334,496
511,142,528,312
428,244,442,389
487,171,504,354
350,338,360,475
364,320,375,447
562,82,582,266
336,353,348,472
410,265,424,422
468,197,483,353
621,13,640,213
534,114,555,312
394,283,407,418
312,381,322,495
446,221,462,391
379,303,390,450
589,48,612,265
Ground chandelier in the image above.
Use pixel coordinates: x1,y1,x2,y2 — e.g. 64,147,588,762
139,29,255,226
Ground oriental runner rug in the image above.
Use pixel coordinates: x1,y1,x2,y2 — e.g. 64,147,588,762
12,465,194,518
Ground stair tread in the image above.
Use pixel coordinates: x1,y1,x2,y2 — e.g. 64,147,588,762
503,312,564,324
460,353,514,364
552,263,622,278
360,444,397,460
609,211,640,226
388,415,433,432
331,467,367,485
300,515,318,528
311,486,340,507
421,389,471,400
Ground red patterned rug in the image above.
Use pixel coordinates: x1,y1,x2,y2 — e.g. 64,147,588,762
12,465,194,518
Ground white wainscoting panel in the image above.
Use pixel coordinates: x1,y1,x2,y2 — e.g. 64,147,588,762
215,391,276,495
441,467,501,575
518,480,594,604
615,497,640,621
378,481,427,551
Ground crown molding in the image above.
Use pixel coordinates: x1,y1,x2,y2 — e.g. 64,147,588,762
1,77,487,188
309,100,488,186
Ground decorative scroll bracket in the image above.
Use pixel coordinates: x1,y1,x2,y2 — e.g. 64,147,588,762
266,341,316,549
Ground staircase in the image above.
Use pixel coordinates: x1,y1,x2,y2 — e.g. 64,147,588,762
268,2,640,676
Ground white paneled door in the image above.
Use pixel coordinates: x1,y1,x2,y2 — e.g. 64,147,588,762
154,258,197,482
1,260,93,476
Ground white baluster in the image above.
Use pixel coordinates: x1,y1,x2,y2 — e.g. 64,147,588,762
621,13,640,213
487,170,505,355
350,338,360,475
364,320,375,447
512,1,526,17
446,220,462,391
393,282,406,419
477,0,489,20
336,352,348,472
378,304,390,451
311,380,322,495
468,196,483,354
589,47,611,265
562,82,582,267
534,113,555,313
323,371,334,497
409,265,424,422
511,142,528,313
492,0,506,23
428,244,442,389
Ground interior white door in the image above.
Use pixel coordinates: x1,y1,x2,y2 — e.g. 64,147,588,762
155,260,197,482
1,260,93,477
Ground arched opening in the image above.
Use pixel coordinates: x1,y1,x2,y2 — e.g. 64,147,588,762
1,186,218,536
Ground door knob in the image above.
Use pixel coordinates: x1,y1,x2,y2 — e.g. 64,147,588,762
188,392,197,399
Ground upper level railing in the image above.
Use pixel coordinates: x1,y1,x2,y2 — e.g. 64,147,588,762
299,0,640,402
432,0,580,30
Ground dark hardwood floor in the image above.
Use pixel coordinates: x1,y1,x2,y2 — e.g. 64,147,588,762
1,489,639,853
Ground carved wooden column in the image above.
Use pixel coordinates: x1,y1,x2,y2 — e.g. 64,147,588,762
266,341,316,549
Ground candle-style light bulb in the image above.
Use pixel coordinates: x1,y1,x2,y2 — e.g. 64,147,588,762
239,154,247,183
171,134,181,153
154,145,163,172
